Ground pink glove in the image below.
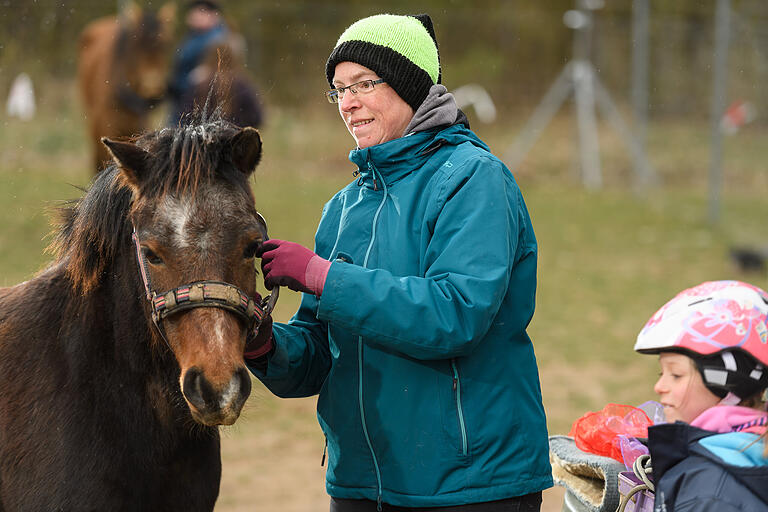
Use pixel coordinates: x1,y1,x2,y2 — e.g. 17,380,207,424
259,239,331,296
243,315,273,359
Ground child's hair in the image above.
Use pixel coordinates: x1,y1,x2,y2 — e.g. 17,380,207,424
739,389,768,410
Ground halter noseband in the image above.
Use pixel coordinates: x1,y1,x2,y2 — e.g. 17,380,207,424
131,225,278,343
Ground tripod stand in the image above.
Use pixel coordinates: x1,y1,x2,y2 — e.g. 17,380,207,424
503,1,654,191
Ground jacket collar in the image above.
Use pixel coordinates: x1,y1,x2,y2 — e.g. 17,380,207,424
349,129,440,188
691,405,768,434
648,422,720,478
348,124,486,188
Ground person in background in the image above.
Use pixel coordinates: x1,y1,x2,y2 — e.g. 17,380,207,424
634,280,768,511
185,34,264,128
167,0,227,125
242,12,552,512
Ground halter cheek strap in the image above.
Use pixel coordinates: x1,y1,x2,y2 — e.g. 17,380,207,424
131,227,278,344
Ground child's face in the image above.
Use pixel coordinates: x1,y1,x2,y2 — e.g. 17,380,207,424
654,352,721,423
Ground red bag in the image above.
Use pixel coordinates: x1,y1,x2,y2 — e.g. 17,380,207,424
568,403,652,462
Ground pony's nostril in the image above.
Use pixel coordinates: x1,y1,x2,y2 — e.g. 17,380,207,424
237,367,252,402
218,368,252,411
182,367,213,411
184,367,250,415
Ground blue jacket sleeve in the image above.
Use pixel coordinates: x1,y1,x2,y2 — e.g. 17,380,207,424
246,292,331,398
317,156,529,360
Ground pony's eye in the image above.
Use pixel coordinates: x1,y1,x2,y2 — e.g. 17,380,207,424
142,248,163,265
243,241,262,259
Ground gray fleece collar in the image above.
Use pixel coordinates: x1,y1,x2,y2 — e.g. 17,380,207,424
403,84,459,135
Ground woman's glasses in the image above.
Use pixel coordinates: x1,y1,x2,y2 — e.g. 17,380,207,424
325,79,386,104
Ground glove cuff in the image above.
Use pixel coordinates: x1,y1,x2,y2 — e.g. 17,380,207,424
243,332,274,360
305,255,332,296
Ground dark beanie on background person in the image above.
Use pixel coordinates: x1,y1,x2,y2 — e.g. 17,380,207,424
325,14,441,112
185,0,221,12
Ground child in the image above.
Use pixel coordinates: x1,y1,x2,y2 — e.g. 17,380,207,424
634,280,768,511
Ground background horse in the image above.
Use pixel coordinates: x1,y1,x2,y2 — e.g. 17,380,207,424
0,115,267,511
78,3,175,171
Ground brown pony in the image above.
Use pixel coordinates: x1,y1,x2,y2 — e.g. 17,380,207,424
78,3,175,171
0,114,272,511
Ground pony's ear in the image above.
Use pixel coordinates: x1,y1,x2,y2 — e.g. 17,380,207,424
102,138,150,187
157,3,177,40
122,2,142,27
230,127,262,176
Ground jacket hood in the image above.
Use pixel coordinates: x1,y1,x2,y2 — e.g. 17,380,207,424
348,123,489,188
649,422,768,503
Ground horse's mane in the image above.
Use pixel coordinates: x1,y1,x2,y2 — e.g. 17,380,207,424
115,11,164,57
50,111,249,293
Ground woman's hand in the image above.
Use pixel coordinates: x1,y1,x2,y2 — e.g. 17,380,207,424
258,239,331,296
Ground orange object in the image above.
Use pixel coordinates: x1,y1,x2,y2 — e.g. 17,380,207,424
568,404,653,462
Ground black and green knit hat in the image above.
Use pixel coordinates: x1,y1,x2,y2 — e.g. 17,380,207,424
325,13,441,112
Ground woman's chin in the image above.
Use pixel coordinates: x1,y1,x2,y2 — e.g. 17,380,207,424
354,136,373,149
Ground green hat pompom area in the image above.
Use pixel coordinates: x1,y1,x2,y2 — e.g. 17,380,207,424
325,14,441,112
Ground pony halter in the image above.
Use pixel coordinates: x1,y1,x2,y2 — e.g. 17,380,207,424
131,227,278,341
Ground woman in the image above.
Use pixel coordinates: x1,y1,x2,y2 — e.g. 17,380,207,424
245,14,552,511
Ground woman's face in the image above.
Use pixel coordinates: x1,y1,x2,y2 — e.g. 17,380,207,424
333,61,414,149
654,352,721,423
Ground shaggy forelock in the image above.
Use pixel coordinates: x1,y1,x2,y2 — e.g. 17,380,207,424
50,110,252,293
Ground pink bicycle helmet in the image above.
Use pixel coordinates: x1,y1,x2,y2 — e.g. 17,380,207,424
635,280,768,401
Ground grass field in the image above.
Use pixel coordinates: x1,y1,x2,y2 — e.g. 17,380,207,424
2,80,768,510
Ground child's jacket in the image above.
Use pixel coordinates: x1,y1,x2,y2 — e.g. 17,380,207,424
648,422,768,511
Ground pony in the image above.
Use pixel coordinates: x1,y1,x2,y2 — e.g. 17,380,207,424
78,3,176,172
0,113,274,511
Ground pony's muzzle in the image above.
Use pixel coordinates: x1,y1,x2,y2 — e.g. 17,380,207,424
182,366,251,426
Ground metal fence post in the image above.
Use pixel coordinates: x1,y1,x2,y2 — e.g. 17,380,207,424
709,0,731,224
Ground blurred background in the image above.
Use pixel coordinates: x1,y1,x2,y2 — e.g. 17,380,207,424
2,0,768,510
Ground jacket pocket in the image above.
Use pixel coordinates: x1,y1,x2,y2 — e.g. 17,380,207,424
440,359,470,457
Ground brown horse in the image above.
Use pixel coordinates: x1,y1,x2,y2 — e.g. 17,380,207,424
0,114,273,510
78,3,175,171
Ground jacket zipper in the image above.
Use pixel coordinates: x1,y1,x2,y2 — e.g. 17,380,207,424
353,168,364,187
451,359,468,455
358,160,388,509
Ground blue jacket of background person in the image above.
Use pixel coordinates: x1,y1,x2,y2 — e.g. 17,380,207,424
648,422,768,511
248,123,553,507
167,23,227,123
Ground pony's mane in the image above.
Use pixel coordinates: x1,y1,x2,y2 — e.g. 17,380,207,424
50,112,248,293
115,10,164,57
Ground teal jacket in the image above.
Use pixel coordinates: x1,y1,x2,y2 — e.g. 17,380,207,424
249,124,552,507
